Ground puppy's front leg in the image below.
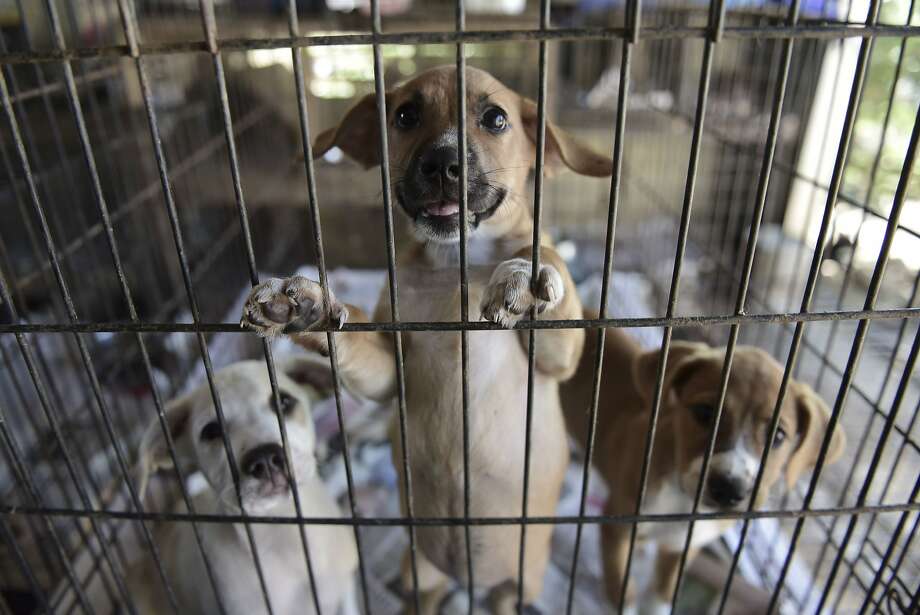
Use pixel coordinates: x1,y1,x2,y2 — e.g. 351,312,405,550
242,276,397,401
480,247,584,380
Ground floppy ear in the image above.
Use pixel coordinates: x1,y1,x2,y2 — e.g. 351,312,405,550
279,354,335,402
136,396,193,502
312,93,383,169
632,342,710,407
786,382,846,489
520,98,613,177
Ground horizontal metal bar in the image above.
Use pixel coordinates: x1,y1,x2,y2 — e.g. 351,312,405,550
1,307,917,334
6,64,121,104
2,501,917,526
0,24,917,66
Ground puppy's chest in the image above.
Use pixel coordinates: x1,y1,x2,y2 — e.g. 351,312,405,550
395,263,495,322
397,268,525,376
639,479,732,551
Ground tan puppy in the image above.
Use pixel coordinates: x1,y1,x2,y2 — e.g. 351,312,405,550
240,66,612,613
562,322,846,615
128,358,358,615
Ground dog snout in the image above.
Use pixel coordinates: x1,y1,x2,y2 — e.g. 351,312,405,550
707,473,749,507
242,443,287,482
418,145,460,185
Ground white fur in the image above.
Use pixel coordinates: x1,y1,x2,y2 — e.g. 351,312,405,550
639,477,730,553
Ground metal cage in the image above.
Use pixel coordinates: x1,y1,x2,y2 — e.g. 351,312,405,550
0,0,917,613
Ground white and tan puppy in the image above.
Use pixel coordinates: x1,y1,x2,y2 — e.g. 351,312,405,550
128,358,358,615
240,66,613,613
562,322,846,615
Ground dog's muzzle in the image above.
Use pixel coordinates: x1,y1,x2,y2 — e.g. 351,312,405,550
706,472,751,508
396,142,506,238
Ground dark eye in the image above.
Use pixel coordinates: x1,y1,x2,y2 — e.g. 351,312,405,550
199,421,223,442
394,103,420,130
481,107,508,133
770,426,787,449
689,404,715,426
275,392,297,416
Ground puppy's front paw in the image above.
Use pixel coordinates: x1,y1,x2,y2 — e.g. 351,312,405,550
479,258,564,329
241,276,347,338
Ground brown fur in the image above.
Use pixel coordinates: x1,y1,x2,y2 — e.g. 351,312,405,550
241,66,614,613
562,316,846,611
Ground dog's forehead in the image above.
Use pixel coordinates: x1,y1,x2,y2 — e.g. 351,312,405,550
717,348,802,432
188,362,275,417
393,66,516,112
679,348,787,422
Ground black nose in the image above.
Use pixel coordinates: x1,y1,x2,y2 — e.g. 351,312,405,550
708,473,748,507
241,443,286,481
418,145,460,183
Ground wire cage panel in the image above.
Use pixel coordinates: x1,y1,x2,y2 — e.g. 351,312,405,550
0,0,918,614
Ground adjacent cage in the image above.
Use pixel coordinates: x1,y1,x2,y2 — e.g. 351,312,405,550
0,0,917,614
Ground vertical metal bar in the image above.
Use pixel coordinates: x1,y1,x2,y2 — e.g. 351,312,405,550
0,64,142,615
0,411,83,615
195,2,324,611
0,377,61,583
824,312,920,612
629,0,642,43
40,1,197,610
769,34,850,356
0,323,77,514
618,1,724,610
859,474,920,613
0,35,131,522
820,332,920,608
0,331,115,601
801,7,915,600
283,1,371,610
13,0,124,326
670,0,802,607
517,0,551,609
804,101,920,613
0,341,112,615
763,55,907,615
0,13,94,319
712,23,784,312
832,317,920,609
59,5,231,613
885,512,920,609
111,4,282,614
0,504,53,615
454,0,475,609
704,33,754,315
717,0,883,608
564,4,635,610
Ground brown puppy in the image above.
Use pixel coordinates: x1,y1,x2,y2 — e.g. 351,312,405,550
241,66,613,613
562,321,846,615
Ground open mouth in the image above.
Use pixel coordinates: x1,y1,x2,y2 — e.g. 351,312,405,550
396,186,507,242
421,201,460,218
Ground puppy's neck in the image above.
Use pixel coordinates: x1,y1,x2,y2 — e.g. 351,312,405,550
417,208,549,269
421,235,530,268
